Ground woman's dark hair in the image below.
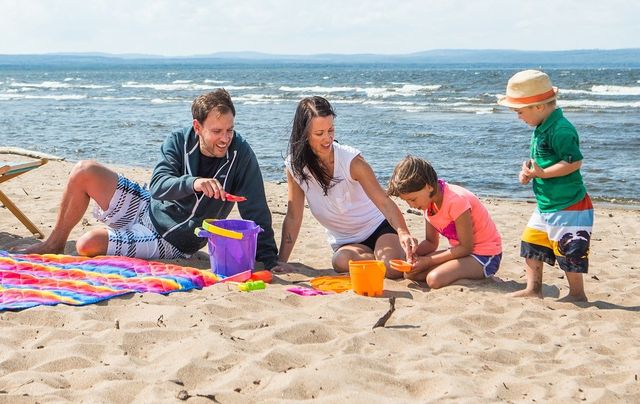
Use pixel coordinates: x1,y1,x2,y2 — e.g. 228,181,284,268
287,96,339,195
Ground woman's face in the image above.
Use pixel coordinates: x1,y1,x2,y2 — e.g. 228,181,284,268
307,115,335,158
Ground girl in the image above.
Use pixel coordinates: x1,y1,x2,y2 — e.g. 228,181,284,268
387,156,502,288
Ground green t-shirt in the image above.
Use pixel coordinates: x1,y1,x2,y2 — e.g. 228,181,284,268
530,108,586,212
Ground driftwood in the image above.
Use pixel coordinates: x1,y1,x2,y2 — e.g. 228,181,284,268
0,147,64,161
373,297,396,329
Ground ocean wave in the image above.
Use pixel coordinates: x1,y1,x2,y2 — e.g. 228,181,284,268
121,82,256,91
0,93,87,101
562,85,640,96
561,99,640,108
150,98,184,104
9,81,110,89
122,82,219,91
590,85,640,95
278,84,441,98
279,85,358,93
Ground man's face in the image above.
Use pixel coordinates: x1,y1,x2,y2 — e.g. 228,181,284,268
194,111,235,158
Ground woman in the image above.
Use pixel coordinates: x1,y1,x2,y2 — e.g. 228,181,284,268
278,96,417,278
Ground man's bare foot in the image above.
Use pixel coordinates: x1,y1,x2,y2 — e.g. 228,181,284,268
557,293,588,303
16,241,65,255
508,288,543,298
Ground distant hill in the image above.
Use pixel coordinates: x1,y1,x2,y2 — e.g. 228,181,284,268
1,49,639,67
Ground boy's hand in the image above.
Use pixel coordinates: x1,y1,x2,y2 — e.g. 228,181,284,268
522,159,545,179
519,160,532,184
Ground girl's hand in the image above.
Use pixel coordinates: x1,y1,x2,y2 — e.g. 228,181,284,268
519,170,531,185
410,255,431,273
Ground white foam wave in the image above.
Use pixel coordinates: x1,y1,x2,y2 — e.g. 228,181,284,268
0,93,87,101
363,84,441,98
590,85,640,95
26,94,87,100
172,80,192,84
151,98,181,104
97,96,145,101
9,81,109,89
558,89,592,95
561,99,640,108
278,84,440,98
123,82,218,91
123,82,255,91
11,81,70,89
204,79,227,84
279,85,357,93
562,85,640,96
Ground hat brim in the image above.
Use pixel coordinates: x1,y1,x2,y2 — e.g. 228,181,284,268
497,87,558,108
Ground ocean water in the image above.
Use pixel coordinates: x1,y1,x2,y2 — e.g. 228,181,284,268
0,61,638,205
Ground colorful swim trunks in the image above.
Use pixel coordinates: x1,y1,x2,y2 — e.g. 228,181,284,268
521,194,593,273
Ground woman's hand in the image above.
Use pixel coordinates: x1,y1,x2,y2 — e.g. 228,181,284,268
398,232,419,263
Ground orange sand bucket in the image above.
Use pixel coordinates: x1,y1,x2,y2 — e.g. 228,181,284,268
348,260,385,297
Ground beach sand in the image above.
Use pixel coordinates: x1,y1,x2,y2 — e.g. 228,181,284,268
1,158,639,403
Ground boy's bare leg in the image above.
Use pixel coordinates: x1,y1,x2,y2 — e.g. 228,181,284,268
558,272,587,302
21,161,118,254
509,258,544,298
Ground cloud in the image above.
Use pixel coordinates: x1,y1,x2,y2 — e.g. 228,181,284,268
0,0,637,55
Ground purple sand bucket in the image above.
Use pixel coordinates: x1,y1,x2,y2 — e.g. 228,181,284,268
196,219,263,277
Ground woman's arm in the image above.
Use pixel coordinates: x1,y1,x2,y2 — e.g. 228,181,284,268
350,156,417,256
278,170,306,263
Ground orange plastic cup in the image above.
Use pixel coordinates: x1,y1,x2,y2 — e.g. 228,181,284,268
389,259,412,272
348,260,385,297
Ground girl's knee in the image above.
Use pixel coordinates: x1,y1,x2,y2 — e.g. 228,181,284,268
426,272,445,289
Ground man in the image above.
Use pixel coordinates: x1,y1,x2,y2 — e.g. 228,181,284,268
24,89,279,270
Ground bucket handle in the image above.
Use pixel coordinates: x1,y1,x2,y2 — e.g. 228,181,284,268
201,219,244,240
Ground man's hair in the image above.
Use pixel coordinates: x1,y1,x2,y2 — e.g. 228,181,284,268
191,89,236,123
388,155,439,197
287,96,338,196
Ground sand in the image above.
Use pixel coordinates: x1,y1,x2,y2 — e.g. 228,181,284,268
1,158,639,403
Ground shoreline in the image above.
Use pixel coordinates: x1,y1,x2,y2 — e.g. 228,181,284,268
1,158,639,402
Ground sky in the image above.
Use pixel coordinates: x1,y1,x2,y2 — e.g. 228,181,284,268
0,0,638,56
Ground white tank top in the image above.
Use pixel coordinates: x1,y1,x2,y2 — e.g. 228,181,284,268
285,142,385,248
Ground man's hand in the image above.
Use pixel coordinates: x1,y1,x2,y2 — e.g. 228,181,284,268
194,177,227,200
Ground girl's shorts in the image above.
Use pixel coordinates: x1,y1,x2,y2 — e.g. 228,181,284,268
520,194,593,273
471,253,502,277
93,175,185,259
